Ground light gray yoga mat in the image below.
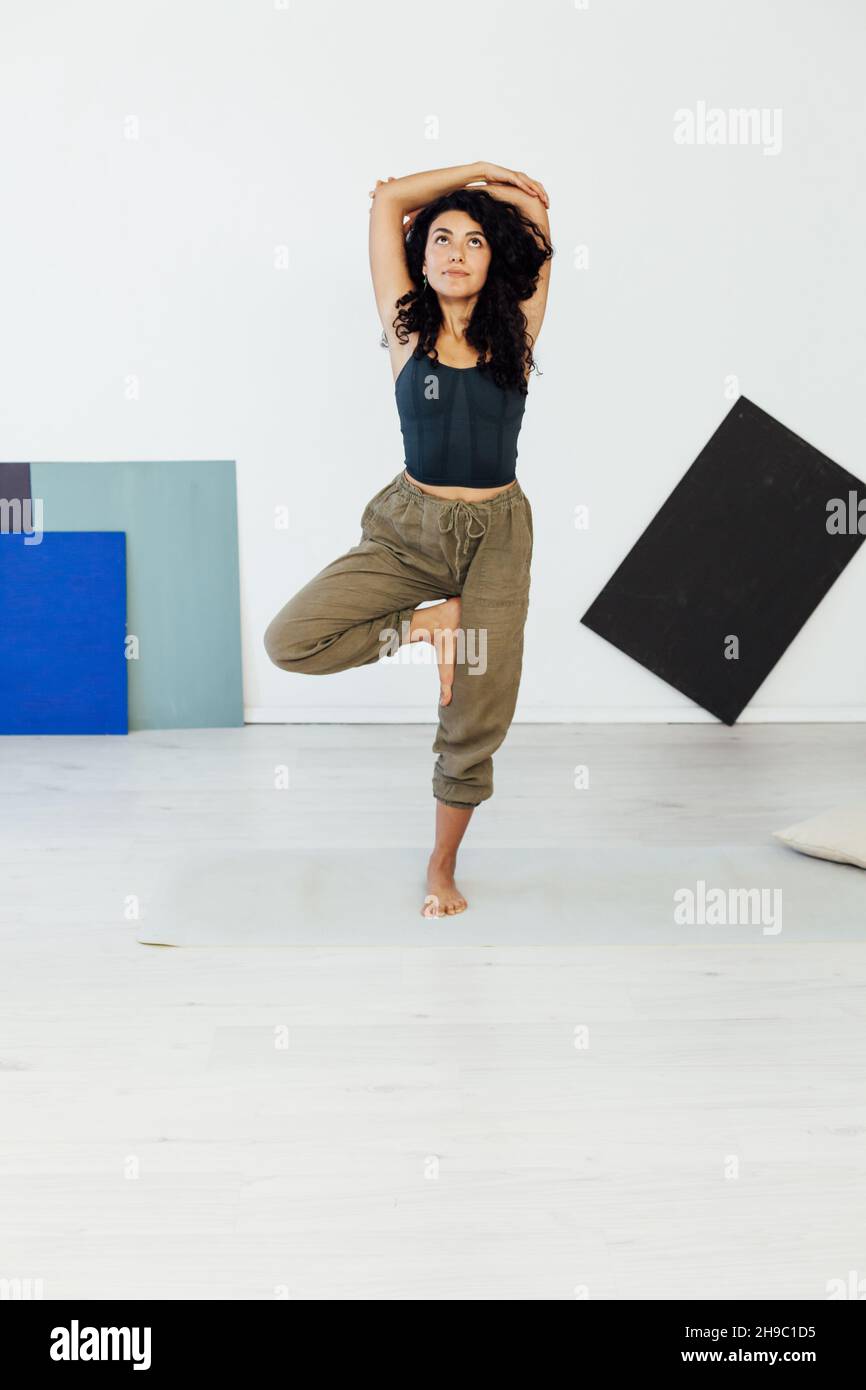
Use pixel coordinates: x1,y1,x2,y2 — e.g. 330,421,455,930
132,845,865,947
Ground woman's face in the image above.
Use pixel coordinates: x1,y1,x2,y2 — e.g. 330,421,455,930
423,209,491,299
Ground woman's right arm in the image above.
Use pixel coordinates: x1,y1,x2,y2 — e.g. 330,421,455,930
368,163,484,349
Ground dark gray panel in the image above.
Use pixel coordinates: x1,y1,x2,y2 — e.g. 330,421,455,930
581,398,866,723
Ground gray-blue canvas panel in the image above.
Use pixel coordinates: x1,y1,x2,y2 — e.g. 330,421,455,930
31,460,243,730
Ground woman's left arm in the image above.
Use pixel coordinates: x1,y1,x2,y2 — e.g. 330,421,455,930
480,172,553,352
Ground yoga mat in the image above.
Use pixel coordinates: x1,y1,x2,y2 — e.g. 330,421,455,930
113,844,865,947
31,461,243,730
2,843,860,945
0,531,127,734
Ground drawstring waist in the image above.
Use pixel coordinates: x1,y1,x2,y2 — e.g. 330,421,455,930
437,500,487,570
393,468,526,574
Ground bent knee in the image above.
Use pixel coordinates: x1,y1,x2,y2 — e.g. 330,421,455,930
264,614,309,672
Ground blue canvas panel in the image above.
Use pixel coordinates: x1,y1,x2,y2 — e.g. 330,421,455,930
0,531,127,734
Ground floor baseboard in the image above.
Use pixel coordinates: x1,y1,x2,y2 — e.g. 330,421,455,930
246,705,866,724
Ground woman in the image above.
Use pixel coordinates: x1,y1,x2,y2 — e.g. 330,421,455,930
264,161,553,918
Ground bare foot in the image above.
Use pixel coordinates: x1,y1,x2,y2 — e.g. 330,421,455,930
422,851,468,917
409,596,462,706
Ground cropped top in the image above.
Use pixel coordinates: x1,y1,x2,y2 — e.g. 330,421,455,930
394,351,527,488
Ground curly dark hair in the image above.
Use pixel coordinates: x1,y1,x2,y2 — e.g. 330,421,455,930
381,188,553,395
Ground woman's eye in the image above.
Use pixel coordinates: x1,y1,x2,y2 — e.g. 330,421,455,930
434,234,483,246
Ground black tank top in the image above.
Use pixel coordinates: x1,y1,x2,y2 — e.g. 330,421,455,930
394,351,527,488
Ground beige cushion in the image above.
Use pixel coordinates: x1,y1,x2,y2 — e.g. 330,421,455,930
773,805,866,870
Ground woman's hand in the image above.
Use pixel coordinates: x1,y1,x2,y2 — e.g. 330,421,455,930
368,177,424,233
368,176,396,198
479,163,549,207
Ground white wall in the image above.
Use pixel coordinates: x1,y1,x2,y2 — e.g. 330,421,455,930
4,0,864,722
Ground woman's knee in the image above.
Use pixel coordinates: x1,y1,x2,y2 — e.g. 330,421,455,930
264,611,308,671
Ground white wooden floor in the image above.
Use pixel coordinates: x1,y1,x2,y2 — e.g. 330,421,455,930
1,723,864,1300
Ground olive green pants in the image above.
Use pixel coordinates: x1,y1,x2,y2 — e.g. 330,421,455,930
263,468,533,808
